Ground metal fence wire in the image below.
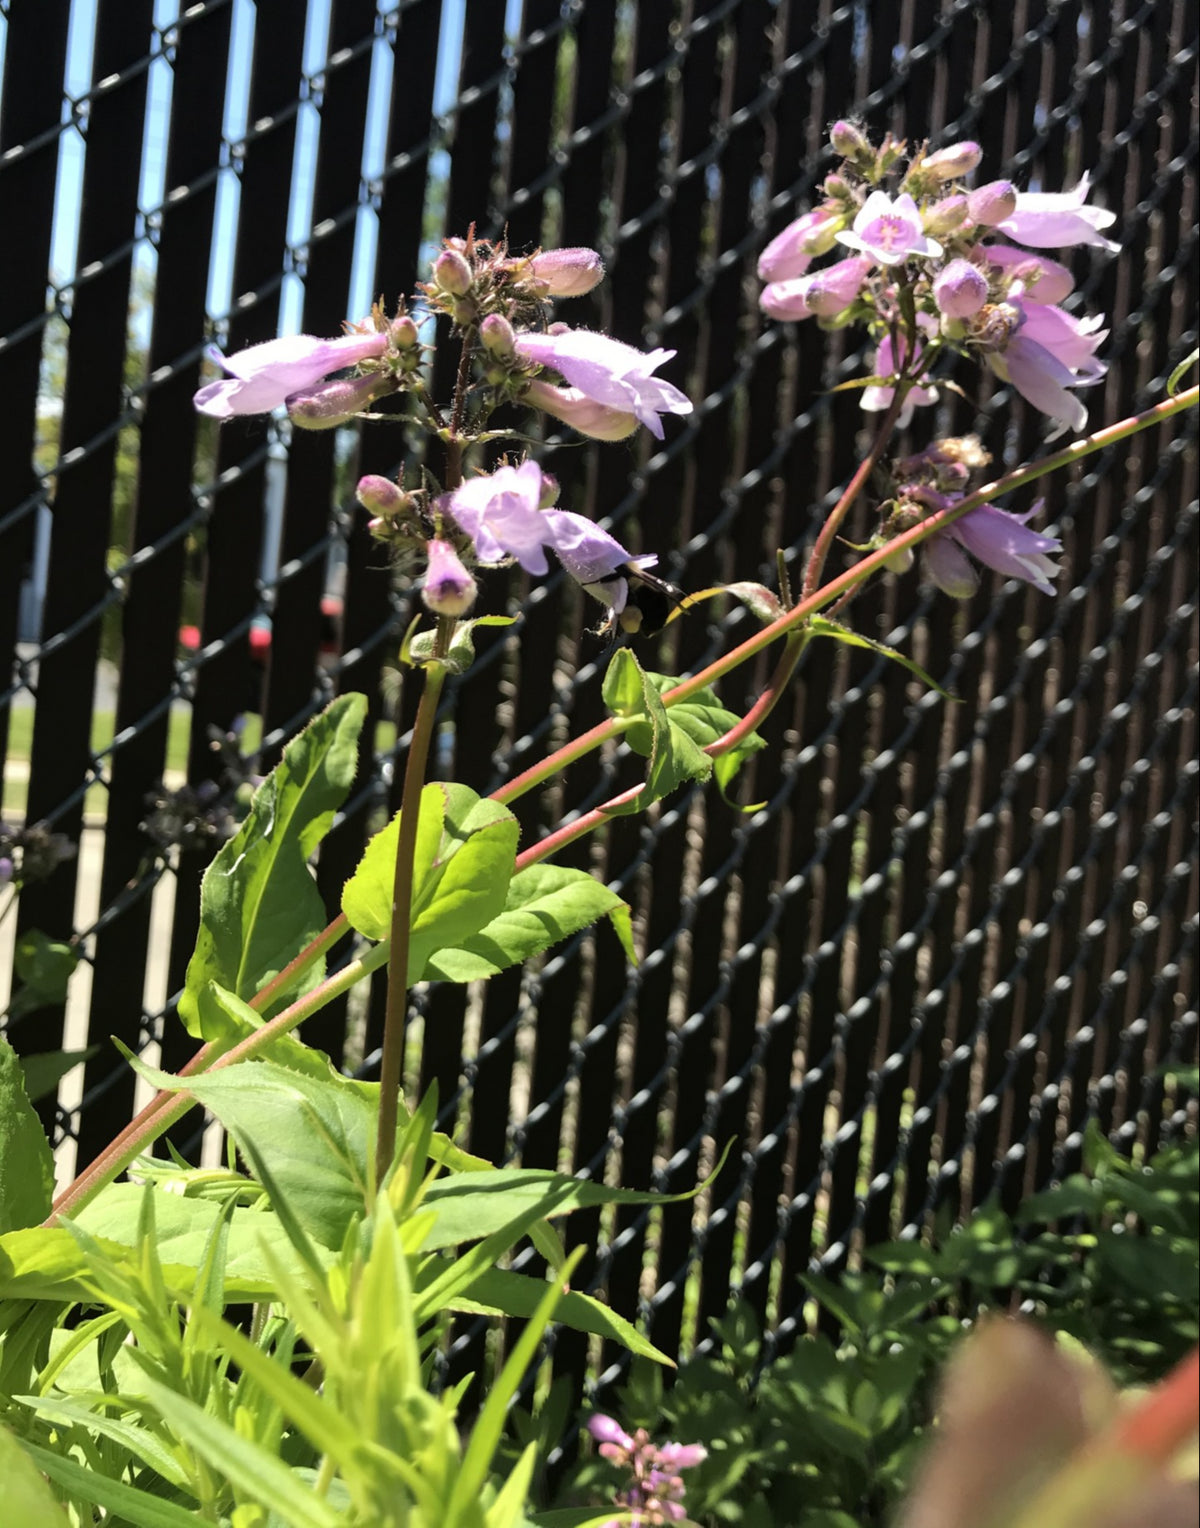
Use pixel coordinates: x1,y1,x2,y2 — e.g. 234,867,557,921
1,0,1197,1392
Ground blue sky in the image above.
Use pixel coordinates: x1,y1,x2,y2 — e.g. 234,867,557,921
16,0,523,337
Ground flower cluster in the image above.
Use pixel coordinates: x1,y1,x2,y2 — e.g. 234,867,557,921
0,820,77,889
759,124,1116,435
882,437,1062,598
193,234,692,636
587,1414,706,1525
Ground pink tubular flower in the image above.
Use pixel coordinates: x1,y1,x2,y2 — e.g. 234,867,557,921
514,328,692,439
803,255,873,316
526,246,605,297
446,462,648,604
759,278,814,322
862,319,938,428
922,140,983,180
588,1415,635,1451
966,179,1018,227
193,330,387,418
925,501,1061,598
448,460,554,571
981,244,1074,304
422,539,476,617
987,297,1107,436
933,258,989,319
993,172,1119,253
524,377,639,441
757,207,843,282
837,190,943,265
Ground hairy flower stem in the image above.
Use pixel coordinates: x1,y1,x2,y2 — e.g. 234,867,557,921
375,657,447,1187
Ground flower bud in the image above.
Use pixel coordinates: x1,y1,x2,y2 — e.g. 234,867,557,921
882,544,915,574
966,180,1018,227
822,172,854,201
356,474,406,517
922,140,983,180
757,208,842,282
479,312,517,359
524,377,639,440
422,538,477,617
538,471,560,508
933,258,989,318
982,244,1074,304
925,194,970,236
433,248,473,295
588,1415,634,1450
760,279,813,322
390,315,419,349
527,246,605,297
286,372,388,429
830,119,872,163
0,855,13,886
804,255,872,317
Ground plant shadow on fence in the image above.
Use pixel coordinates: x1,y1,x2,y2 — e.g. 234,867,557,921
1,0,1197,1416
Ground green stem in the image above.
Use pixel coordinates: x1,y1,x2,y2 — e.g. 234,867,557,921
374,660,446,1187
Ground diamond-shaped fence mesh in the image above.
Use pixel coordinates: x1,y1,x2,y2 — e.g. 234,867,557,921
1,0,1197,1394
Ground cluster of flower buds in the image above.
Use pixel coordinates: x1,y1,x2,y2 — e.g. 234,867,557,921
587,1414,707,1526
140,724,261,856
194,231,696,641
759,122,1116,436
0,820,77,888
880,435,1062,598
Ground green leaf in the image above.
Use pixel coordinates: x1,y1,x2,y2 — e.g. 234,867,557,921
423,863,634,981
1095,1230,1199,1302
342,781,520,980
17,1046,98,1102
808,616,953,698
178,693,367,1037
410,614,516,674
451,1266,672,1365
0,1036,54,1232
602,650,712,809
1014,1174,1104,1225
8,930,79,1018
0,1424,70,1525
19,1436,203,1527
135,1373,343,1528
1167,347,1198,395
71,1185,327,1294
120,1055,375,1251
17,1395,191,1489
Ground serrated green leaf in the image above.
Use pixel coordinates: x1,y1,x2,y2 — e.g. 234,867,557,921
809,616,953,698
119,1055,375,1251
179,693,367,1038
423,863,634,981
342,781,519,979
0,1036,54,1233
0,1425,71,1526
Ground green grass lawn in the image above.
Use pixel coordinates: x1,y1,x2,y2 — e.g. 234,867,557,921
4,708,397,821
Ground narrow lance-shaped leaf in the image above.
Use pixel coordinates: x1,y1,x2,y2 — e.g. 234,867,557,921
808,615,954,698
179,693,367,1038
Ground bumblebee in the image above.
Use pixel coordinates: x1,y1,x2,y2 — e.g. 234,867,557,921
587,563,686,642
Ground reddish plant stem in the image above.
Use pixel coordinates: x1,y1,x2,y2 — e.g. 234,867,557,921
49,385,1197,1219
800,376,912,602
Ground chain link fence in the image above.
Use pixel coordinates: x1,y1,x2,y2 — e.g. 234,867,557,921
1,0,1197,1395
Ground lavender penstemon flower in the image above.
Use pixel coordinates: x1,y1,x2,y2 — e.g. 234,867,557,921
513,328,693,439
758,125,1117,440
194,327,392,418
